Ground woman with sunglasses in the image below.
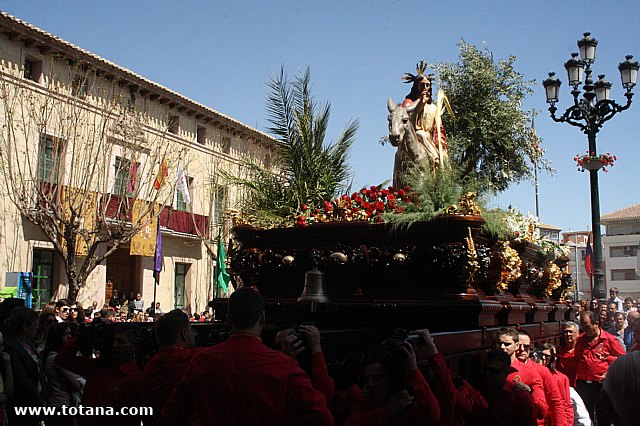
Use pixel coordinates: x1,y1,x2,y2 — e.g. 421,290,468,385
540,343,591,426
68,303,86,325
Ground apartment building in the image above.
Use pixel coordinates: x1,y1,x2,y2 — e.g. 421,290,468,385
0,11,277,313
602,203,640,299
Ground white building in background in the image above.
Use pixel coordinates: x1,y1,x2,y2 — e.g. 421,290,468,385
562,231,592,301
602,203,640,300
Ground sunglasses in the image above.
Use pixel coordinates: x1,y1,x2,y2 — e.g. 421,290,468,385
483,366,504,376
61,307,70,312
70,308,79,312
518,344,531,350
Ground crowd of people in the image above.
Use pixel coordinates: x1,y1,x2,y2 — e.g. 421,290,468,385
0,286,638,425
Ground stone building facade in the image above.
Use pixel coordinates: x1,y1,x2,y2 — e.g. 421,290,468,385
0,11,277,313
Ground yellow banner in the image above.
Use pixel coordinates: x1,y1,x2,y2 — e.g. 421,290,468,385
60,186,98,257
130,200,158,257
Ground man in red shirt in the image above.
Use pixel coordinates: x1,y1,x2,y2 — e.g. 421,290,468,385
56,323,143,426
515,330,565,426
574,310,625,426
163,287,333,425
142,309,200,425
471,349,537,425
496,327,547,421
556,321,579,386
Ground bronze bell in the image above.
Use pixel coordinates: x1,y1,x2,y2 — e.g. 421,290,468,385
297,269,330,303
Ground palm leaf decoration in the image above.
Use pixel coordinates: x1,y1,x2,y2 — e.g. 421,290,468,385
228,66,358,227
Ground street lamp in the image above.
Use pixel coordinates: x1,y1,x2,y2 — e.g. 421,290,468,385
543,32,638,299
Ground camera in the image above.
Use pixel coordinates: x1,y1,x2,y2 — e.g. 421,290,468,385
380,329,423,356
288,322,316,349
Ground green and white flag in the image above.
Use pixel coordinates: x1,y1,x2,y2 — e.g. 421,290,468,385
216,237,230,293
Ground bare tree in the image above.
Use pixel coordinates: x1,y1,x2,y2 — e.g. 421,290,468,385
0,57,188,302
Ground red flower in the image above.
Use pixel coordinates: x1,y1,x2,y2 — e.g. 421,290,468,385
398,189,406,197
301,203,308,212
374,201,385,212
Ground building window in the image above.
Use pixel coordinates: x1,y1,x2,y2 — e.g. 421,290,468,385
72,75,89,97
168,114,179,134
197,125,206,145
174,263,188,309
610,245,638,258
38,135,63,183
113,156,138,196
611,269,638,281
24,57,43,83
32,249,54,310
222,136,231,154
176,176,193,212
213,185,227,226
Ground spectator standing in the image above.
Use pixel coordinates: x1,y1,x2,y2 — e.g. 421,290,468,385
574,311,625,425
623,310,640,351
68,302,85,325
4,306,45,426
606,311,626,350
0,332,14,426
35,312,56,353
607,287,623,312
588,299,600,316
43,323,82,426
54,300,69,323
108,289,120,309
622,297,636,313
602,351,640,426
133,293,144,314
163,286,333,425
143,310,199,426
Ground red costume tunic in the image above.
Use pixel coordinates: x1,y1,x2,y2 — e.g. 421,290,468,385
528,360,566,426
310,351,335,403
343,366,440,426
472,381,537,426
142,346,202,426
574,330,625,382
556,346,577,386
508,358,548,420
163,334,333,426
548,370,573,426
56,336,143,426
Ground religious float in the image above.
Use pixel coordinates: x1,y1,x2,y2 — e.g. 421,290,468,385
209,62,576,381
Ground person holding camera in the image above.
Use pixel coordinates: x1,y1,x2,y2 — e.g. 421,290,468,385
163,287,333,425
275,323,335,403
343,334,441,425
56,323,143,426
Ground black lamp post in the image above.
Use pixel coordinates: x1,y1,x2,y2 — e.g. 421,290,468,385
543,32,638,299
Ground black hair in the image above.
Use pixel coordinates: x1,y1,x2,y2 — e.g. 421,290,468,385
227,287,264,330
155,310,189,347
43,322,70,361
3,306,38,338
484,349,511,373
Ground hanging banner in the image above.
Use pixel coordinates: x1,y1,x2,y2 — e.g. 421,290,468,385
60,186,98,257
130,200,158,257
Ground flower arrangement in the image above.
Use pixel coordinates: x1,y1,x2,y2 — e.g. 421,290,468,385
545,262,563,298
497,241,522,292
295,184,415,227
574,151,617,173
505,210,540,243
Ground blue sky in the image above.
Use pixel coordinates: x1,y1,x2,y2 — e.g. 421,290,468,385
2,1,639,233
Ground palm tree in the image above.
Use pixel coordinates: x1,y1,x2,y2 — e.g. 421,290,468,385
233,66,358,226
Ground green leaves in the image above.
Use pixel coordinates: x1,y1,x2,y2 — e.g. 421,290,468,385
233,66,357,226
435,40,550,194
